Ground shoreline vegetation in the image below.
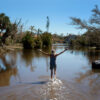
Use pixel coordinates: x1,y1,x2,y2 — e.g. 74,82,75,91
0,13,65,55
69,5,100,49
0,5,100,56
0,44,23,56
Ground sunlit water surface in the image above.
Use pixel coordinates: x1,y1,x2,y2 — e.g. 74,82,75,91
0,45,100,100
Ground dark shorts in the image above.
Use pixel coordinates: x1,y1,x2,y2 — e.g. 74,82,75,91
50,64,56,70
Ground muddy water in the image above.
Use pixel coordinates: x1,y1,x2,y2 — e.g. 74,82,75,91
0,45,100,100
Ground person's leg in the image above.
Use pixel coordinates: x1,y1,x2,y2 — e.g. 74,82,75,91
54,67,56,79
51,69,53,79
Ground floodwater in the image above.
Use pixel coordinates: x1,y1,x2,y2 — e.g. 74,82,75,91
0,45,100,100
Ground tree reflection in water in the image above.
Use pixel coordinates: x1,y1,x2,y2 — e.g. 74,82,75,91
0,52,17,72
0,52,18,86
0,67,17,86
21,49,44,72
70,48,100,65
75,68,100,96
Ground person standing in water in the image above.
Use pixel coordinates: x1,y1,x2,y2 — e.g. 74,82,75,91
39,48,68,80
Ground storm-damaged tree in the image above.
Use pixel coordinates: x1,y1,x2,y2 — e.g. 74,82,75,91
0,13,20,44
46,16,50,32
70,5,100,47
0,13,24,44
0,13,10,34
29,25,37,34
0,13,11,43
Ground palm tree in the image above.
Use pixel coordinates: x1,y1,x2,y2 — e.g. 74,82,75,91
37,28,42,34
30,26,37,34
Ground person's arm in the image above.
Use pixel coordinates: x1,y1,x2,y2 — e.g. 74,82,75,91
55,48,68,56
39,49,50,56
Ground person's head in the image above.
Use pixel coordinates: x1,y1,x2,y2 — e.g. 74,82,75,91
51,49,55,55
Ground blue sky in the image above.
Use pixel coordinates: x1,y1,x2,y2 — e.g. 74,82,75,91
0,0,100,35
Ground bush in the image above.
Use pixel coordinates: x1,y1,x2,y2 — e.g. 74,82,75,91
22,32,52,49
34,37,42,49
41,32,52,47
5,36,13,45
22,32,34,49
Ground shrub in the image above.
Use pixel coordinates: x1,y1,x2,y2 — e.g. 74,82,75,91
41,32,52,47
22,32,34,49
5,36,13,45
34,37,42,49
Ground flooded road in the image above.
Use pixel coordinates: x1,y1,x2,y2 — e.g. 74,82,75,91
0,45,100,100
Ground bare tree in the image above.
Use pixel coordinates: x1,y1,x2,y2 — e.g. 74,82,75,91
70,5,100,47
70,5,100,32
29,26,37,34
46,16,50,32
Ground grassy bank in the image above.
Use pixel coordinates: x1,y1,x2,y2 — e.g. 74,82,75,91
0,44,23,55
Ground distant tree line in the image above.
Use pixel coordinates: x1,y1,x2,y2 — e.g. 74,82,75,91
52,33,65,43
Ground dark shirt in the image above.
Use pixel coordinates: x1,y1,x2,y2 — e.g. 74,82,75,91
50,54,56,66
